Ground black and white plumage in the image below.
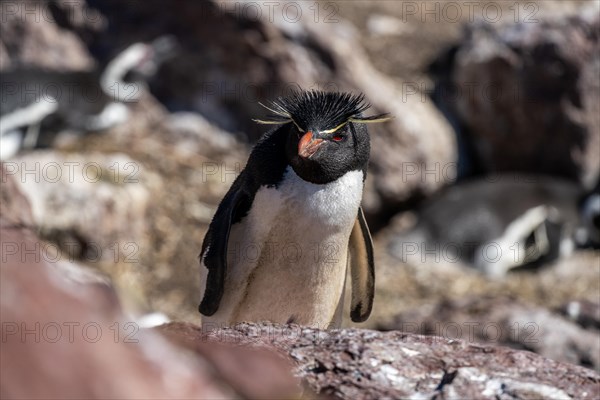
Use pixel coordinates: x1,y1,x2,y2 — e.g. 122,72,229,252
198,90,389,328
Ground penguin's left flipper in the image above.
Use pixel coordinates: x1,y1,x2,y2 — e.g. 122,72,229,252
198,176,247,316
349,206,375,322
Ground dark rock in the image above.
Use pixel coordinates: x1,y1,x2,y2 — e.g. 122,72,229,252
163,321,600,400
445,12,600,187
0,0,96,71
379,296,600,371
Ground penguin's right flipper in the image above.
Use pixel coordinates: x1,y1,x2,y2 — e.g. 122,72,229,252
348,206,375,322
198,176,247,316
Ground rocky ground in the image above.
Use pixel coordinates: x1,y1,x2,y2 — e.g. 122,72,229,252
1,0,599,398
163,322,600,400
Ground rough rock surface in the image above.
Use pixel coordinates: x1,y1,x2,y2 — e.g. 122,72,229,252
161,322,600,400
379,296,600,371
447,12,600,187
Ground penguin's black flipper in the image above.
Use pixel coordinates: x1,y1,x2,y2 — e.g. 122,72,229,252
349,206,375,322
199,175,247,316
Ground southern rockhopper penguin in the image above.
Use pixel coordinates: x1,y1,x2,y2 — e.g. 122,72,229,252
198,90,390,328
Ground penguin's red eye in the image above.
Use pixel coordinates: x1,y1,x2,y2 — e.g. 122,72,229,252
332,135,344,142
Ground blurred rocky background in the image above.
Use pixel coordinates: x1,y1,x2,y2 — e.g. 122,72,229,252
1,0,599,398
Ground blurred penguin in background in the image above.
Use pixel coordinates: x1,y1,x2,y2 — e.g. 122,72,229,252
0,35,177,160
388,175,599,277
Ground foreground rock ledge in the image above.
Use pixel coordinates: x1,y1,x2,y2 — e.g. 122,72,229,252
159,322,599,400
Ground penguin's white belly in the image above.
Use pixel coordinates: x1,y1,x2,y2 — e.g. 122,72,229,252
201,167,364,328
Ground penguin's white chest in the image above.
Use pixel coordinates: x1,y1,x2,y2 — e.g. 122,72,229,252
204,167,364,327
251,167,364,235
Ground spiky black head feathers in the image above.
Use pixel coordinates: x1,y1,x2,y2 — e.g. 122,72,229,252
254,90,390,132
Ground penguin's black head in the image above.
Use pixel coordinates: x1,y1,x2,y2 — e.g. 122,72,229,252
255,90,390,184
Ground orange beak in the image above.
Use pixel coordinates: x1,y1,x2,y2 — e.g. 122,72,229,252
298,131,324,159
